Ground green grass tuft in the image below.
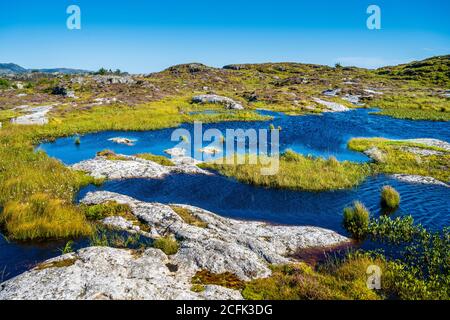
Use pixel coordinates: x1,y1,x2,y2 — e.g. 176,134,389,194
381,185,401,208
153,236,179,255
135,153,175,166
343,201,370,240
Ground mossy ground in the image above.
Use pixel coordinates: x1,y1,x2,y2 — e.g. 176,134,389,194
135,153,175,166
191,270,245,290
170,205,208,228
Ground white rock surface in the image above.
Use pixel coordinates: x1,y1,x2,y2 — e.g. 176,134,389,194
10,105,53,125
81,191,349,281
0,247,242,300
391,174,448,187
108,137,136,146
313,98,349,112
403,139,450,152
71,154,209,180
192,94,244,110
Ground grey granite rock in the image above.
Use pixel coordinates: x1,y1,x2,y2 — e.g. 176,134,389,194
192,94,244,110
313,98,349,112
81,191,349,281
0,247,242,300
0,191,348,300
71,154,209,180
10,105,53,125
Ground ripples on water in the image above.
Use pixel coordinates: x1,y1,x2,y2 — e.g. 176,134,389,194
2,108,447,281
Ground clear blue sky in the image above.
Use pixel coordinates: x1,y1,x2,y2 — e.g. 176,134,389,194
1,0,449,73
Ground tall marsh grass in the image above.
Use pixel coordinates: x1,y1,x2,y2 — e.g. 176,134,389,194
200,150,370,191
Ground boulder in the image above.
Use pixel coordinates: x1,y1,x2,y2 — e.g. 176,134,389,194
192,94,244,110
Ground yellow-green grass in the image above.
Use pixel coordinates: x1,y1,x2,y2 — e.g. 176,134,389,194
83,201,151,233
0,193,93,241
381,185,401,208
371,94,450,121
135,153,175,166
199,150,370,191
170,205,208,228
242,258,381,300
348,138,450,183
343,201,370,240
35,258,78,270
96,149,130,161
153,236,179,255
0,97,268,240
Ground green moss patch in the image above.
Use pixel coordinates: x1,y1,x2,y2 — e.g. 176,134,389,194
191,270,244,290
170,205,208,228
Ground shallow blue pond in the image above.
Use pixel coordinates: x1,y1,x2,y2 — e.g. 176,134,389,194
38,109,450,164
1,108,449,281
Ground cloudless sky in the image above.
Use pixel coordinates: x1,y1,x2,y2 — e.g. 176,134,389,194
0,0,449,73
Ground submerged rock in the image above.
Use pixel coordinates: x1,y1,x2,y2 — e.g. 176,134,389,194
108,137,136,146
192,94,244,110
391,174,448,187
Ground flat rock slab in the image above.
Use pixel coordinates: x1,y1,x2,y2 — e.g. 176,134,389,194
10,105,53,125
0,247,242,300
192,94,244,110
313,98,349,112
391,174,448,187
71,154,209,180
81,191,349,280
403,139,450,152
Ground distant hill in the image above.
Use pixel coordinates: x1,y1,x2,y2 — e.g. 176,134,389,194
376,55,450,86
0,63,90,75
0,63,28,74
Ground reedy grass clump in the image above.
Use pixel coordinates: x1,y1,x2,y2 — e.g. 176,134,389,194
200,150,370,191
82,201,151,233
381,185,400,208
342,201,370,240
0,193,93,241
242,258,380,300
371,94,450,121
